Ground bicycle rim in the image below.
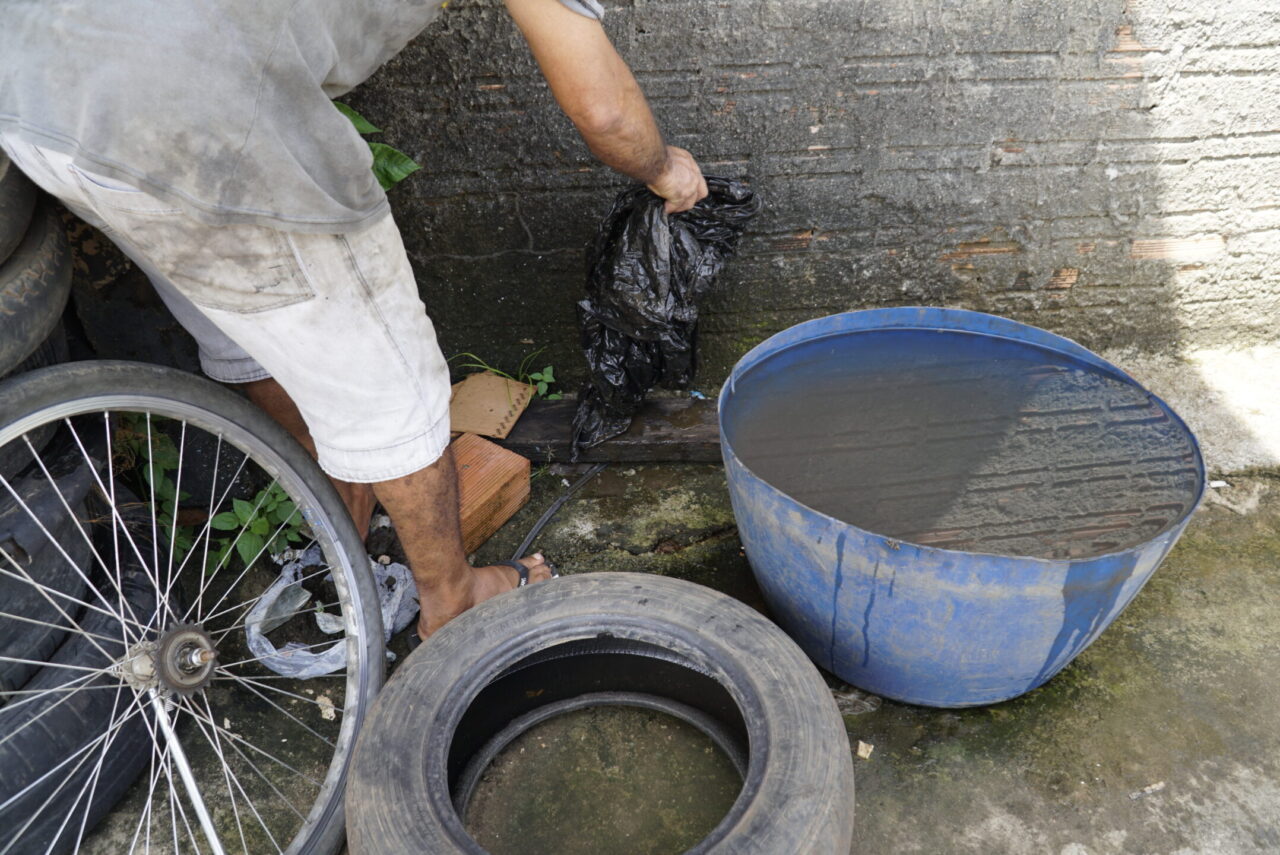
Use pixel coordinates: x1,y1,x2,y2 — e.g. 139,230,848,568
0,363,382,855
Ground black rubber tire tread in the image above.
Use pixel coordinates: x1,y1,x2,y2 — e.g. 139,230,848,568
0,502,158,854
0,151,38,266
346,572,855,855
0,360,384,855
0,199,72,376
0,322,70,480
0,427,97,696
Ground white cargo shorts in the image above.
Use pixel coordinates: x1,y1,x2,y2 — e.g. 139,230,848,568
1,137,452,483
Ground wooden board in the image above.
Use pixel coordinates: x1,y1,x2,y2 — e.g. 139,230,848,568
453,432,531,553
449,372,533,439
497,397,721,463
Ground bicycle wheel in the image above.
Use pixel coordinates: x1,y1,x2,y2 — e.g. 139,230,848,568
0,360,384,855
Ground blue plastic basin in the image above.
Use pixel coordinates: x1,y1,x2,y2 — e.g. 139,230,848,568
718,308,1205,707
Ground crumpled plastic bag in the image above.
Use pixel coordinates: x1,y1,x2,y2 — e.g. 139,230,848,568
243,544,419,679
571,176,761,458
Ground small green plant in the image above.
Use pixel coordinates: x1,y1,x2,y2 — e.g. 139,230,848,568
527,365,558,398
335,102,421,191
113,414,195,562
208,483,306,569
113,415,307,573
449,348,564,400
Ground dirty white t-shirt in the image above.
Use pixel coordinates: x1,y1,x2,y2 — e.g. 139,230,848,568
0,0,602,233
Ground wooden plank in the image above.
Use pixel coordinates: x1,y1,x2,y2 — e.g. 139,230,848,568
497,397,722,463
453,432,531,553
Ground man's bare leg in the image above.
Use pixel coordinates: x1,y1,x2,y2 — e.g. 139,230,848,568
243,377,552,638
243,378,377,540
371,448,553,639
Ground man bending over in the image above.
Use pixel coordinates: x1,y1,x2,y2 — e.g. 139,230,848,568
0,0,707,639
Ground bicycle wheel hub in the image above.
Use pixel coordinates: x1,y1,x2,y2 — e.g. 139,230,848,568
120,624,219,695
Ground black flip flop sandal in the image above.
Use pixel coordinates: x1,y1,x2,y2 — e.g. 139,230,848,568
497,558,560,586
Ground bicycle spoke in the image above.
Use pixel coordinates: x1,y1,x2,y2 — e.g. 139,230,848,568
127,693,181,855
215,669,344,715
217,671,336,748
0,671,118,752
0,479,142,651
0,546,145,638
202,550,330,636
163,741,181,855
2,681,121,699
0,687,144,837
152,420,190,630
193,433,226,626
209,597,341,647
179,697,308,835
144,416,162,613
0,652,114,676
174,444,250,608
0,544,117,664
61,684,135,854
67,417,179,629
174,699,324,790
211,672,345,681
195,711,252,855
216,639,342,671
21,433,147,639
0,608,120,647
192,480,280,625
195,692,270,855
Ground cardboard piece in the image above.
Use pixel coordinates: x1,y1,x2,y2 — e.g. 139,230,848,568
453,432,531,553
449,372,533,439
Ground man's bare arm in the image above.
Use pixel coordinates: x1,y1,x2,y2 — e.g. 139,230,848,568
505,0,707,213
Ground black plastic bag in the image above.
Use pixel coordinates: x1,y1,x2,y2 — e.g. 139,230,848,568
571,176,761,458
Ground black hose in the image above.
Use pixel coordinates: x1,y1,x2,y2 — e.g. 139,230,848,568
510,463,607,561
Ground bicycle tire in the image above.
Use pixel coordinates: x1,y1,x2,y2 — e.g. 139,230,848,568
0,360,384,855
0,321,70,480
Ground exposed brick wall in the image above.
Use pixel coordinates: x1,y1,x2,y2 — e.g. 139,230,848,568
341,0,1280,385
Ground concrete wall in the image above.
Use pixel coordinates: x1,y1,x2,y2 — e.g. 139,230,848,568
334,0,1279,385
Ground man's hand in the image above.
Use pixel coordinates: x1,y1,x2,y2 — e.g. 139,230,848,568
648,146,709,214
506,0,709,212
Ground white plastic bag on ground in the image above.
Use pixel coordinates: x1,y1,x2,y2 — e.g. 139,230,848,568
243,544,419,679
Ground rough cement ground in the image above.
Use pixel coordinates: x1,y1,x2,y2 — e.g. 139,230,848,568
80,462,1279,853
458,462,1280,854
80,350,1279,853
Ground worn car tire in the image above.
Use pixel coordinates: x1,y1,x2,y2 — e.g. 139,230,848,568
0,199,73,376
0,323,70,481
0,151,37,265
0,499,158,855
346,572,856,855
0,428,97,696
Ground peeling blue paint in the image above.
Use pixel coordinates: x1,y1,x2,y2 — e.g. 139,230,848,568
861,560,880,668
828,530,847,671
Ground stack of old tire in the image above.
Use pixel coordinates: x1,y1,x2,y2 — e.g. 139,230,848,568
0,151,152,853
0,148,77,691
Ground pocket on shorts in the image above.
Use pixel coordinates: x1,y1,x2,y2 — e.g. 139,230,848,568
106,208,315,314
68,165,314,313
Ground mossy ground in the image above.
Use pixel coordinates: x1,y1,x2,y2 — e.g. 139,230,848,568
463,467,1280,854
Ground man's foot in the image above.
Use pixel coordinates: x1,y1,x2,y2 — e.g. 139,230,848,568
416,553,555,640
